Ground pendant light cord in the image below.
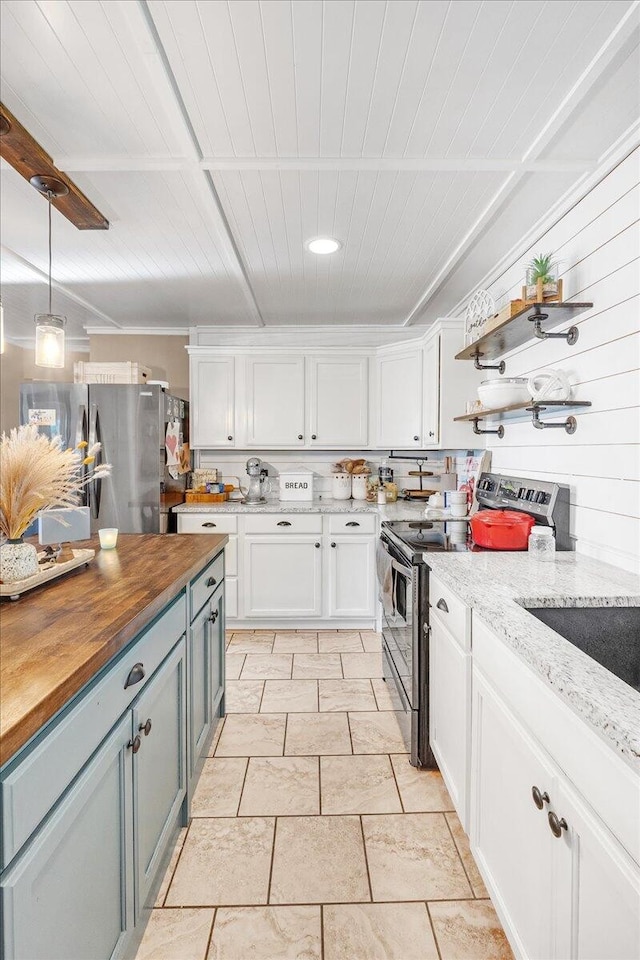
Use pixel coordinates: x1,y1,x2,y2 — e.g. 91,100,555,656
47,190,53,315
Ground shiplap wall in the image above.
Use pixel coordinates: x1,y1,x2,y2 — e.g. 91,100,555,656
481,147,640,573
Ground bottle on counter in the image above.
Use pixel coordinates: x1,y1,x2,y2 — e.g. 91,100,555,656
528,526,556,560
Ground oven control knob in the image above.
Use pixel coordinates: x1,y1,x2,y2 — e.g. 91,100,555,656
518,487,526,499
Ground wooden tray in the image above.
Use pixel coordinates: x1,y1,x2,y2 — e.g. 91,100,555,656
185,491,229,503
0,549,95,600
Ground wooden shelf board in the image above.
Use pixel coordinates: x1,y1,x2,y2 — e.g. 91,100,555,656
454,400,592,424
456,302,593,362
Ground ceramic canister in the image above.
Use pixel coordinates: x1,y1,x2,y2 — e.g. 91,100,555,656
332,473,352,500
352,474,368,500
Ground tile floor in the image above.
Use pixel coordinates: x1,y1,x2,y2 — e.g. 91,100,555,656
136,630,513,960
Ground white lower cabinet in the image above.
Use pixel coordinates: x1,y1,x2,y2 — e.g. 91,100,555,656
470,618,640,960
327,535,376,618
471,669,556,960
244,536,322,618
429,614,471,830
178,511,379,625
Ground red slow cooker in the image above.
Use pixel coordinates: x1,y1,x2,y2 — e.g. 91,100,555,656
470,509,536,550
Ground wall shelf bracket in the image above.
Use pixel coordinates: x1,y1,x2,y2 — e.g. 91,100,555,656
473,348,505,374
530,406,578,434
530,313,579,345
472,418,504,439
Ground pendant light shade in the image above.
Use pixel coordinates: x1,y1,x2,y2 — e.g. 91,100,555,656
35,314,65,367
30,175,68,369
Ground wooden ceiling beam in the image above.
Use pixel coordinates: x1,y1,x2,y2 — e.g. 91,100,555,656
0,103,109,230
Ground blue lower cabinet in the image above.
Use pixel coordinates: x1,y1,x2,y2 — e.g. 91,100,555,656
188,602,213,788
132,638,186,916
1,713,134,960
187,583,225,796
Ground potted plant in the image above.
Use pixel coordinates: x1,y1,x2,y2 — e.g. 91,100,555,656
522,253,563,303
0,424,110,583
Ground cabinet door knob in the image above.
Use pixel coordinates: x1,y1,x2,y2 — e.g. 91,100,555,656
311,434,317,440
315,542,320,548
331,541,336,548
531,785,550,810
124,662,145,689
436,598,449,613
298,434,303,440
202,522,217,528
548,811,568,838
206,576,217,586
208,609,219,623
139,718,152,737
428,431,435,437
227,435,233,441
345,521,360,527
277,521,292,527
413,435,419,441
128,735,142,754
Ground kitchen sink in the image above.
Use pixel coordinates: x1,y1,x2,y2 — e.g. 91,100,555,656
525,605,640,692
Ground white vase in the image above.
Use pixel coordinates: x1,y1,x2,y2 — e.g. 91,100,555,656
0,539,39,583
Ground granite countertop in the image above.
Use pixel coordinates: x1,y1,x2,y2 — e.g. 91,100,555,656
174,497,430,522
0,533,228,765
424,552,640,768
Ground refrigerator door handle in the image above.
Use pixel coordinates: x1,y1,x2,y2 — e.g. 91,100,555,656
88,404,103,520
77,405,89,507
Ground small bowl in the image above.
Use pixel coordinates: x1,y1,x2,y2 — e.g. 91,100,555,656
477,378,530,409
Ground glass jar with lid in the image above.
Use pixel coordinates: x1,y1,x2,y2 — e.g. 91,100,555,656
528,525,556,560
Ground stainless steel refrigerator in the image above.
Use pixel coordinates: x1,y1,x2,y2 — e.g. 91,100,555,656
20,383,190,533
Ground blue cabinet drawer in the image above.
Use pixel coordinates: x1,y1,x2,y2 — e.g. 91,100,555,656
190,551,224,621
1,594,186,870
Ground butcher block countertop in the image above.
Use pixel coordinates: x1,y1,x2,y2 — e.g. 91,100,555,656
0,533,227,766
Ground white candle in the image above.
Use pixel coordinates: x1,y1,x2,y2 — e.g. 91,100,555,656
98,528,118,549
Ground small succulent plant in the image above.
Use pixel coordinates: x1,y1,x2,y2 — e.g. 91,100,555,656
527,253,556,284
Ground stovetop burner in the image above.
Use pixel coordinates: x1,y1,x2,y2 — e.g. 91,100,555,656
382,519,471,559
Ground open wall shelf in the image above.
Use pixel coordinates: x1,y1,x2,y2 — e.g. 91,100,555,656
454,400,592,438
456,301,594,364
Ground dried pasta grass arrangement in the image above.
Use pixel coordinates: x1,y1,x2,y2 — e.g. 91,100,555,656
0,424,111,582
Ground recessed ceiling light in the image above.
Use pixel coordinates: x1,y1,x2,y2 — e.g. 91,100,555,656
306,237,341,255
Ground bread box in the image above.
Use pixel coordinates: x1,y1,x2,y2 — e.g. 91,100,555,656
279,470,314,501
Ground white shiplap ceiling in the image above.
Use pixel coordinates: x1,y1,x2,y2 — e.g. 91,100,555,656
0,0,638,342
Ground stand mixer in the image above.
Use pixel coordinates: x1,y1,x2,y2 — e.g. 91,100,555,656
241,456,271,504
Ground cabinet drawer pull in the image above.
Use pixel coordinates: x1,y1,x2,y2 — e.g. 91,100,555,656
208,609,219,623
277,521,292,527
206,576,217,587
202,522,217,528
128,735,142,754
345,521,360,527
139,718,152,737
548,811,568,838
298,434,303,440
124,663,145,689
311,434,317,440
413,435,419,441
436,598,449,613
531,786,549,810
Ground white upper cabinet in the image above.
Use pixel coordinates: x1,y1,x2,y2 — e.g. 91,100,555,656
245,356,305,446
190,356,236,448
374,347,423,448
308,356,368,447
423,335,440,446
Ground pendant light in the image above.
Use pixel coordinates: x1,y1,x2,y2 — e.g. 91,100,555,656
30,175,69,368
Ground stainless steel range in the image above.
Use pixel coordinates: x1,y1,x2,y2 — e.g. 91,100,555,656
377,472,571,767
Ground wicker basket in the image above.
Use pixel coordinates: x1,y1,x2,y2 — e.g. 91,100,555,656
74,361,152,384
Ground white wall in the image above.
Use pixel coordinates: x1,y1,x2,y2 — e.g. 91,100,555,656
480,147,640,572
